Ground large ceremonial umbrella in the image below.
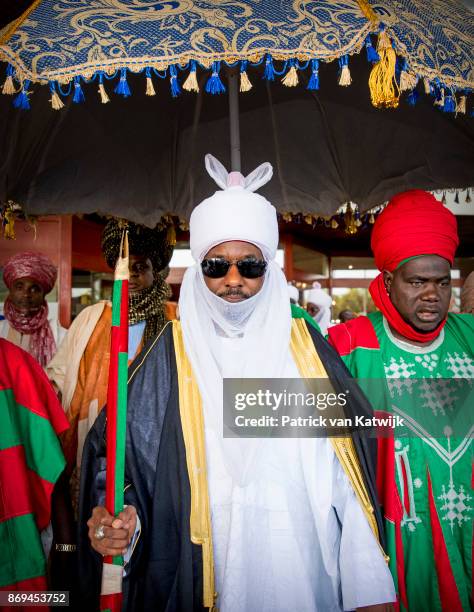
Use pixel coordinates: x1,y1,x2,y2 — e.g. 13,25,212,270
0,0,473,227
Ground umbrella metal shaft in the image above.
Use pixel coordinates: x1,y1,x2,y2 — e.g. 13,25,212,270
228,70,241,172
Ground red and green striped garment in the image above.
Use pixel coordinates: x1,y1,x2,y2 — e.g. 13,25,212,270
328,312,473,611
0,339,68,594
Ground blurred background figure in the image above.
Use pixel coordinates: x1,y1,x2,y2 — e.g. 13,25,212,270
461,271,474,314
304,281,332,335
0,251,64,366
338,309,357,323
287,283,299,305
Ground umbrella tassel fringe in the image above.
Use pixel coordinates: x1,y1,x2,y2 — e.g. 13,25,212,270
434,88,445,107
338,65,351,87
183,69,199,93
50,89,64,110
282,65,298,87
443,91,456,113
407,89,418,106
307,60,320,90
263,55,275,81
456,94,466,115
365,35,380,63
13,81,31,110
368,29,399,108
2,65,16,95
146,76,156,96
98,82,110,103
399,69,418,92
239,70,252,92
423,77,431,95
115,69,131,97
2,76,15,95
73,78,85,104
205,62,226,95
169,65,181,98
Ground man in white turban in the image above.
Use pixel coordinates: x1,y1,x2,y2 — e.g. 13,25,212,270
305,282,333,336
80,156,395,611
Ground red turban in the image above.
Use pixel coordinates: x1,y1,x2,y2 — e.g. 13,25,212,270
2,252,58,366
369,190,459,343
3,251,57,294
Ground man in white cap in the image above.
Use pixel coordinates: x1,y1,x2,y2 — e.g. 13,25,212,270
305,281,333,336
80,156,395,611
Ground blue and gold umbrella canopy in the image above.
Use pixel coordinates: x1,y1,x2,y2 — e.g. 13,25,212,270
0,0,472,111
0,1,472,226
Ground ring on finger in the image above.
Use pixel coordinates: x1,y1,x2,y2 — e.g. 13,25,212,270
94,525,106,540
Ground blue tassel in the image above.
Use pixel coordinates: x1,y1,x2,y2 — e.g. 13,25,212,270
73,77,85,103
365,35,380,63
307,59,320,90
205,61,226,94
263,54,275,81
114,68,131,97
407,89,419,106
169,65,181,98
338,55,351,86
443,90,456,113
13,79,31,110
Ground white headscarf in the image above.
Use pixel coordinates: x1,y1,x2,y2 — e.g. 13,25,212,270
179,154,291,485
304,282,332,335
287,284,299,303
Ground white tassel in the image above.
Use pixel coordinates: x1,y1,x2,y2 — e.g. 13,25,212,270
338,65,352,87
50,90,64,110
146,76,156,96
183,70,199,92
98,83,110,104
423,77,431,95
2,75,15,95
240,70,252,92
400,70,417,92
282,66,298,87
456,94,466,115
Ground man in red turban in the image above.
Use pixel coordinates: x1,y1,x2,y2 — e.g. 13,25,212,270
328,190,473,611
1,251,64,366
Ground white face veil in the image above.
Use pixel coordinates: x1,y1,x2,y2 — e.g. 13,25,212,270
179,155,292,485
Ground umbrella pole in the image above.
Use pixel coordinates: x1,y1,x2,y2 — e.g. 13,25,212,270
228,69,241,172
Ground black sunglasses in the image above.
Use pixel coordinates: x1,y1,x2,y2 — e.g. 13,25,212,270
201,257,267,279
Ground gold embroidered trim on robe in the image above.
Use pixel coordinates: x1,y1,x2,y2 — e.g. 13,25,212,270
289,317,380,542
172,321,216,610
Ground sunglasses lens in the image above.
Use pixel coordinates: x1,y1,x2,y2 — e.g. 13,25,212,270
237,259,267,278
201,259,230,278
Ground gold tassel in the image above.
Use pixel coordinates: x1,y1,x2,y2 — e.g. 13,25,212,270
167,224,176,246
146,76,156,96
338,65,352,87
423,77,431,95
239,71,252,92
331,218,339,229
368,30,399,109
3,209,16,239
183,70,199,93
369,213,375,224
98,83,110,104
50,90,64,110
282,212,293,222
399,69,417,92
304,214,313,225
282,66,298,87
456,95,466,115
2,75,15,95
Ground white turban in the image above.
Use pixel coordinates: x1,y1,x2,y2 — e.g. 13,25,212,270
287,284,299,303
304,282,332,335
179,154,292,486
190,155,278,261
